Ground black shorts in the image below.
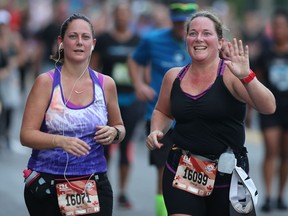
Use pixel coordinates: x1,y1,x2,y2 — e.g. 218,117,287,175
24,172,113,216
146,121,174,168
163,149,231,215
259,104,288,130
163,166,230,216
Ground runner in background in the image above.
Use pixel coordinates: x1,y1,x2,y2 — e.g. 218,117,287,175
254,9,288,213
90,1,143,209
128,1,198,215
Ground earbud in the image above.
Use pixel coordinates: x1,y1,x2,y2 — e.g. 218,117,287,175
91,46,94,52
59,42,63,51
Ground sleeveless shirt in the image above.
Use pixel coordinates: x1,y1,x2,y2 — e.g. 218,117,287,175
27,67,108,175
171,60,246,157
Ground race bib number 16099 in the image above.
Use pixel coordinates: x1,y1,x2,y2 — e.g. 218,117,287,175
173,154,217,197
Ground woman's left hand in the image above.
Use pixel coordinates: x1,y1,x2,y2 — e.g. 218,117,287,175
94,125,117,145
223,38,251,79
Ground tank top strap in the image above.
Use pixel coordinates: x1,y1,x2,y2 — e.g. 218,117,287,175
45,67,61,91
89,67,103,89
97,73,104,88
177,64,191,80
217,59,225,76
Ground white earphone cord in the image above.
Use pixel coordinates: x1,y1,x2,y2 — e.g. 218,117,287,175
54,46,94,192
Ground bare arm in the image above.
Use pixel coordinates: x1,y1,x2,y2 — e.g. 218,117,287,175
146,68,177,150
20,73,91,157
224,38,276,114
20,73,55,149
127,55,156,101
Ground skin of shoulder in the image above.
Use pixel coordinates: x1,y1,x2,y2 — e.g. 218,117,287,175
29,72,54,109
102,74,116,102
21,71,54,135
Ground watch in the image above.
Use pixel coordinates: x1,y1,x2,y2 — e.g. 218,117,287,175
113,127,121,141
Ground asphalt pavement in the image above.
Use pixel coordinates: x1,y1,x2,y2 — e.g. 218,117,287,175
0,106,287,216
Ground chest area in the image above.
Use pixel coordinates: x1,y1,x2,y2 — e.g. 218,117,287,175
171,78,244,121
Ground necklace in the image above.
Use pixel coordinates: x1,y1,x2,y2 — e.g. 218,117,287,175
74,89,86,94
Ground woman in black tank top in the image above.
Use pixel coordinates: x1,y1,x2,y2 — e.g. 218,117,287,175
146,11,276,216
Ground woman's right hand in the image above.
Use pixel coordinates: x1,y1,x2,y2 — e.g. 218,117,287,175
146,130,164,150
54,135,91,157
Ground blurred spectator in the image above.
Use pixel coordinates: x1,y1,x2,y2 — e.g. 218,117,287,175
0,9,23,149
32,0,68,77
90,1,143,209
128,1,198,215
150,2,172,30
17,7,34,92
255,8,288,213
240,9,271,127
241,9,269,71
0,10,10,150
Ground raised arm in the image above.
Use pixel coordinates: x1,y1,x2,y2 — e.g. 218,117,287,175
224,38,276,114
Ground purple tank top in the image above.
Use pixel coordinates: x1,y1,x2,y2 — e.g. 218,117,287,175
27,67,108,175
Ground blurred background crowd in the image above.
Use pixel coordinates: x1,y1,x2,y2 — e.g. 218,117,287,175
0,0,288,215
0,0,287,150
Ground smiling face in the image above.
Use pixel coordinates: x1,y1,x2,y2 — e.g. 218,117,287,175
185,12,224,63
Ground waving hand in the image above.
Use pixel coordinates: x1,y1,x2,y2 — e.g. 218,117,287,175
223,38,251,79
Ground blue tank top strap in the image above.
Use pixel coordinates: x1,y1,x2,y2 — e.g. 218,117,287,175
89,67,102,87
177,64,190,80
53,66,61,89
89,67,107,105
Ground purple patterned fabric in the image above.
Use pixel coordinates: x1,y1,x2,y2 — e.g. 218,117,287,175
27,67,108,175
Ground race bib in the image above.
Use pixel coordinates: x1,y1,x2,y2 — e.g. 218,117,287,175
173,154,217,196
56,180,100,215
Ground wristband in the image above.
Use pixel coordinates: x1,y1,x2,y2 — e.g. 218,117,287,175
113,127,121,141
240,70,256,84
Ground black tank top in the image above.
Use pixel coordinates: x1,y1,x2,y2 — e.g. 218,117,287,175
171,60,246,157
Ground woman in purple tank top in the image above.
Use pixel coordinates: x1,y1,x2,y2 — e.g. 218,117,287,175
20,13,125,216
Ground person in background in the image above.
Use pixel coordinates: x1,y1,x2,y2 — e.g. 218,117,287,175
128,1,198,215
0,10,10,150
254,9,288,213
20,13,125,216
146,10,276,216
90,1,142,209
32,0,68,77
0,9,23,149
240,9,271,127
